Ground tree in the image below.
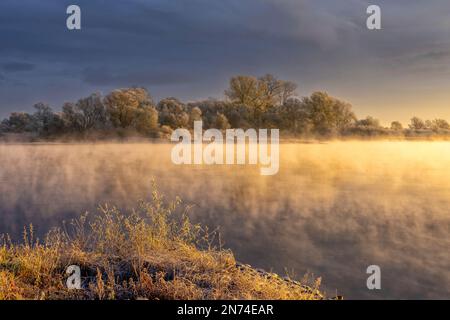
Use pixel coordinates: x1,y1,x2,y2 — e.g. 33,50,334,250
390,121,403,131
259,74,283,106
104,88,153,128
225,76,271,125
258,74,297,106
356,116,381,128
225,75,299,127
133,106,159,135
188,99,240,128
279,81,298,105
157,98,189,129
409,117,426,130
1,112,34,133
32,103,64,135
429,119,450,131
62,102,82,132
225,76,272,113
225,76,266,107
62,93,109,132
279,98,310,134
76,93,108,130
214,113,231,130
301,92,356,135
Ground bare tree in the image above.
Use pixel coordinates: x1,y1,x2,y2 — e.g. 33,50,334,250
409,117,426,130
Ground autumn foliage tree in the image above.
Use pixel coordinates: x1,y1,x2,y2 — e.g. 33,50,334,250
104,88,154,128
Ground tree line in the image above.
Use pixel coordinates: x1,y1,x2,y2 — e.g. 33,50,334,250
1,74,449,140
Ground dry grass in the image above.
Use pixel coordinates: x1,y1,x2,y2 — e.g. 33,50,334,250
0,183,324,300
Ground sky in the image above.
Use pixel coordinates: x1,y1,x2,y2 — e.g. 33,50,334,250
0,0,449,124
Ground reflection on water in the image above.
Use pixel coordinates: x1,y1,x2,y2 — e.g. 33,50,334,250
0,141,449,299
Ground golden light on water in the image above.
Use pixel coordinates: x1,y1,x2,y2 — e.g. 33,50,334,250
0,141,449,298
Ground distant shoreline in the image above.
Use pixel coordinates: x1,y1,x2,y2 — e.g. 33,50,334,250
2,133,450,145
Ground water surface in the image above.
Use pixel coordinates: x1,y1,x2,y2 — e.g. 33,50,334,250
0,141,449,299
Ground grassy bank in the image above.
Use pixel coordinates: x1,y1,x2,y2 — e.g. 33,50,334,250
0,184,323,300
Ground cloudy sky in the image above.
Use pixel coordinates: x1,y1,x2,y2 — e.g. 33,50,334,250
0,0,449,124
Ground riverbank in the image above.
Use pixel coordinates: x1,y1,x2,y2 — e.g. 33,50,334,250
0,186,324,300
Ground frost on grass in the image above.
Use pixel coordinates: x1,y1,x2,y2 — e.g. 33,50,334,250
0,183,323,300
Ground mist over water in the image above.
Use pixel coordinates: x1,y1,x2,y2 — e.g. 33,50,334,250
0,141,449,299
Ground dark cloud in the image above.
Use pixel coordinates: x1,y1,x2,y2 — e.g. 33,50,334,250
2,61,35,72
81,67,197,87
0,0,449,121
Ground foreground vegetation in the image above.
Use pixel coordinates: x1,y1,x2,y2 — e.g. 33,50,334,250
0,184,323,300
2,74,449,141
